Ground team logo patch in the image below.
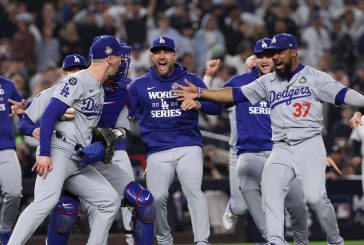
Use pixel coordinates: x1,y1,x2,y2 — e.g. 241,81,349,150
69,78,77,85
299,76,307,83
105,46,112,55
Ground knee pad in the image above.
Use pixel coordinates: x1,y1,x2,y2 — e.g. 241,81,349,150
47,195,79,245
124,181,154,207
124,181,156,245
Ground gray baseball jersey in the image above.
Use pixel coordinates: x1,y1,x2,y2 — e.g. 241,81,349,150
24,78,135,245
241,66,345,144
24,77,134,245
8,70,120,245
239,65,344,245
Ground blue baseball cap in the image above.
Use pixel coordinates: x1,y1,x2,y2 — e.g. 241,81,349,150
90,35,128,59
268,33,297,50
150,36,176,53
62,54,87,70
254,38,272,54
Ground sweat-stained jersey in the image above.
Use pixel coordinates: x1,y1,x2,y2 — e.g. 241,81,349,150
239,64,346,144
128,63,222,156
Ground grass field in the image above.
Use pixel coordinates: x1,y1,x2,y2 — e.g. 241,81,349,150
213,242,364,245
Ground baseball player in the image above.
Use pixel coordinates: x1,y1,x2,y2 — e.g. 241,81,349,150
0,76,24,245
8,35,125,245
221,38,308,243
171,32,364,245
16,43,154,244
128,36,222,245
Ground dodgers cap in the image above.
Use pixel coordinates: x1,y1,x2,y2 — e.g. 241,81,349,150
150,36,176,53
267,33,297,50
90,35,127,59
254,38,272,54
62,54,87,70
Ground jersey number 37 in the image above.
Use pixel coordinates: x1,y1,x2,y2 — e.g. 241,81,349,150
292,102,311,117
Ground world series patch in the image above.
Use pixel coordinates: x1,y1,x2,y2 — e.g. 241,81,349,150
69,78,77,85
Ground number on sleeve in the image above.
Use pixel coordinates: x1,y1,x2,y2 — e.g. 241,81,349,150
60,83,70,97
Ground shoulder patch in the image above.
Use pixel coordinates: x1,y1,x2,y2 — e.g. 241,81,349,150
69,78,77,85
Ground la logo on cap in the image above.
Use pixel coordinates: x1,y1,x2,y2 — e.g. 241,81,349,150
272,37,277,43
261,41,268,48
105,46,112,55
159,37,165,44
74,56,80,63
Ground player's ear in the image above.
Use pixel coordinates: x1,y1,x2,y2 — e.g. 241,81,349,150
291,50,297,57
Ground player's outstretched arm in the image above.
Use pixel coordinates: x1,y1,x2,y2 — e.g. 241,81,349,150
172,79,235,103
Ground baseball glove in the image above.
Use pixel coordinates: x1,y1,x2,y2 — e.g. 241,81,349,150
92,127,124,164
76,142,106,167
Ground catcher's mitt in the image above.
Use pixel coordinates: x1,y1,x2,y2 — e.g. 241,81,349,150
92,127,124,164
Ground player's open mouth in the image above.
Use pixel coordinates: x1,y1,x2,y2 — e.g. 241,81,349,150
158,62,168,71
275,62,284,69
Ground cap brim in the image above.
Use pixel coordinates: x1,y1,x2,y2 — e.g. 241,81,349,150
150,46,176,53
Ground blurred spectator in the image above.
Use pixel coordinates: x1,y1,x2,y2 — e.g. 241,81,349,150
0,1,18,38
99,12,117,36
330,106,354,150
35,24,60,72
78,8,103,56
35,2,60,35
225,40,253,75
301,11,332,68
11,12,36,68
11,74,29,99
192,13,225,74
128,42,151,80
58,20,83,61
203,144,229,234
124,0,150,46
179,52,197,73
148,13,182,52
352,63,364,93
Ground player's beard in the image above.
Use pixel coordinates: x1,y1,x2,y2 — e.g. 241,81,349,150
275,60,292,80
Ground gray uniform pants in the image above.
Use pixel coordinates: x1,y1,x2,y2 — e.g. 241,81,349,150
0,149,22,233
79,150,135,245
8,148,120,245
261,135,344,245
228,147,247,215
237,151,308,244
146,146,210,245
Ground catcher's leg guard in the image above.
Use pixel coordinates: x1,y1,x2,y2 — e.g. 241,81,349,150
124,181,156,245
46,195,79,245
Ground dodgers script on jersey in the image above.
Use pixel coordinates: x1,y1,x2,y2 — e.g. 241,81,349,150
51,70,104,153
240,65,346,144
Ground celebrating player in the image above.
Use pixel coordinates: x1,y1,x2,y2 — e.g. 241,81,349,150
171,33,364,245
0,76,24,245
222,38,308,243
128,36,222,244
8,35,124,245
16,40,154,244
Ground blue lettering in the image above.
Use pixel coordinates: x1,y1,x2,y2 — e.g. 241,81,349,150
269,86,312,109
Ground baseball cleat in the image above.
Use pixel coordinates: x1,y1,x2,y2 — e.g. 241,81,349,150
222,201,238,230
